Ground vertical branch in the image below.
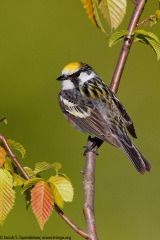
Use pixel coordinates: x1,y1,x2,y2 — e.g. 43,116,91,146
83,137,99,240
110,0,147,94
83,1,148,239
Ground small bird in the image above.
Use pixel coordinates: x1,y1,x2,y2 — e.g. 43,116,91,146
57,62,151,174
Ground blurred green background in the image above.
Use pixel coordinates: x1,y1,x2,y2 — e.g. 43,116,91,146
0,1,160,239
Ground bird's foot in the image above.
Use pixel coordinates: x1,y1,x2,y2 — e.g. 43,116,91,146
83,145,99,156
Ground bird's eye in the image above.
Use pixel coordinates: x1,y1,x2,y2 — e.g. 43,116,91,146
74,71,80,78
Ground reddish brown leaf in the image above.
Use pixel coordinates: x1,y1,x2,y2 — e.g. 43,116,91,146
31,181,53,230
0,146,6,167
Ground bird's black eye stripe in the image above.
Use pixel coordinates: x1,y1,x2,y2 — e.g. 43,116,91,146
70,66,93,79
71,69,85,78
74,71,81,78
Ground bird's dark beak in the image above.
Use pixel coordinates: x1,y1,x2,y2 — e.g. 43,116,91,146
56,75,66,81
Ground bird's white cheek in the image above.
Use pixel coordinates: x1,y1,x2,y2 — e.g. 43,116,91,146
62,80,75,90
79,72,96,84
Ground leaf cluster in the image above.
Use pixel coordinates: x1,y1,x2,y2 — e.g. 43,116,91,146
81,1,160,60
0,121,74,230
81,0,127,32
109,29,160,61
22,162,74,230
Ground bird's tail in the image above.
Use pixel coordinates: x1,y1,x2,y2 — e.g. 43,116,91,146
118,137,151,174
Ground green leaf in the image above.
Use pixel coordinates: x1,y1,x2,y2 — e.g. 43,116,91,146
92,0,106,33
49,180,64,209
34,162,62,174
98,0,127,30
21,177,43,194
134,30,160,61
51,162,62,171
48,175,74,208
7,139,26,159
23,167,36,178
13,173,25,187
0,117,7,124
34,162,53,174
81,0,106,33
134,30,159,42
109,29,129,47
4,156,14,173
145,37,160,61
58,172,70,181
0,169,15,225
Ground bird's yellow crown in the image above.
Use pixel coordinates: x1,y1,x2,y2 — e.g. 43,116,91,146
62,62,84,75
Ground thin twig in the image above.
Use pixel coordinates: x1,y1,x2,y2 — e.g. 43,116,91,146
110,0,147,94
53,204,89,239
0,134,30,180
131,0,139,5
136,15,156,28
0,133,88,239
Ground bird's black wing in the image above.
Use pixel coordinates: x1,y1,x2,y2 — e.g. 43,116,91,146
110,124,151,173
82,77,137,138
59,90,120,148
107,88,137,138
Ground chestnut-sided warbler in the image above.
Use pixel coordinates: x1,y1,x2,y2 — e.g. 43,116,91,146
57,62,151,174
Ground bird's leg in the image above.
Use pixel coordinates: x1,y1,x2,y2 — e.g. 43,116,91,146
83,136,103,156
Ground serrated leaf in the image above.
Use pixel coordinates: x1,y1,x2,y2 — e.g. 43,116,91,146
48,175,74,208
23,167,36,178
21,177,43,194
145,37,160,61
98,0,127,30
13,173,25,187
49,181,64,209
82,0,106,33
0,169,15,225
92,0,106,33
51,162,62,171
58,172,70,181
34,162,62,174
134,30,159,42
34,162,53,174
0,146,6,167
81,0,99,27
109,29,129,47
134,30,160,61
0,117,7,124
7,139,26,159
31,181,53,230
4,156,14,173
134,35,147,44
